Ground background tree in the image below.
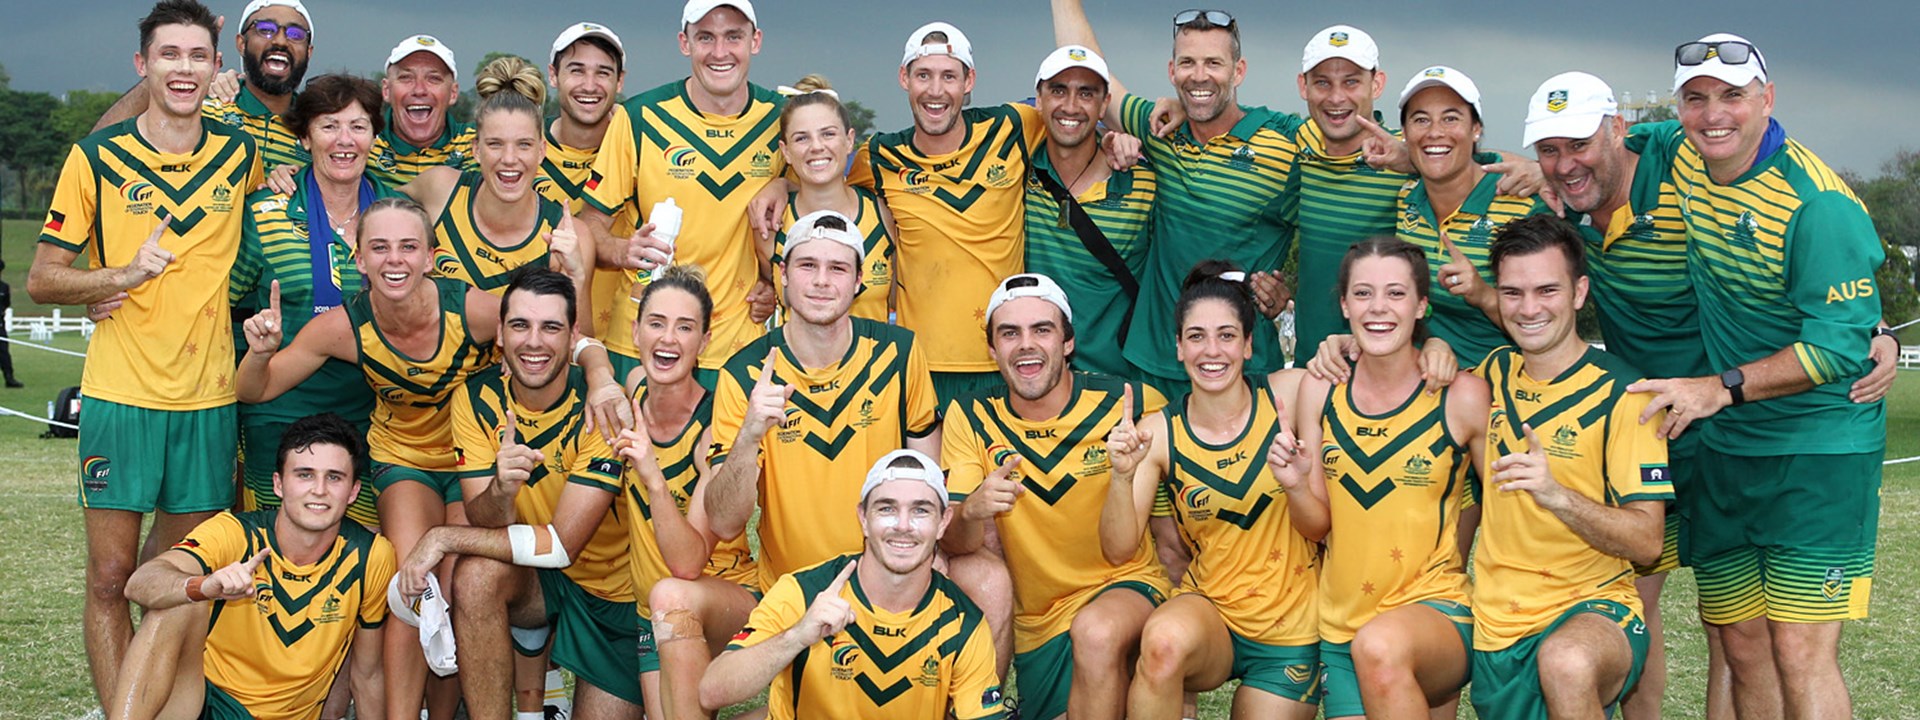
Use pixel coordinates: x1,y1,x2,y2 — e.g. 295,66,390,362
842,98,877,140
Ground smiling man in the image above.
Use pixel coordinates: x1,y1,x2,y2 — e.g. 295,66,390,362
369,34,476,185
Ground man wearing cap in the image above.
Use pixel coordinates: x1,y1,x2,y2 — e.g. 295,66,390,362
942,272,1170,720
538,22,644,351
581,0,780,389
1623,35,1887,719
701,450,1006,720
30,0,264,706
369,34,475,186
107,413,392,720
94,0,314,170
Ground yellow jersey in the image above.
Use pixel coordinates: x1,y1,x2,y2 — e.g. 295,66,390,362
430,170,564,294
539,115,641,343
710,319,939,588
346,276,496,470
728,554,1006,720
772,186,896,324
450,365,631,600
39,117,262,410
1317,380,1473,643
855,104,1047,372
1473,346,1672,650
584,81,786,368
625,382,758,615
1162,379,1318,645
368,113,475,186
173,510,394,720
942,373,1171,651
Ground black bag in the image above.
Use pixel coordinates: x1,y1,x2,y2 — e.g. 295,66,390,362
45,385,81,439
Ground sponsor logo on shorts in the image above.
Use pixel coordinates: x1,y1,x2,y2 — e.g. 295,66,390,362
82,456,111,492
1823,567,1845,600
1283,664,1314,684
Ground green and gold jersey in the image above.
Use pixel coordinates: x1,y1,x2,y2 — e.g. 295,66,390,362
1118,95,1305,381
625,383,757,615
539,114,641,344
857,104,1047,373
1473,347,1671,650
430,170,564,294
1317,380,1472,643
345,276,496,470
368,112,475,186
1653,121,1886,455
1396,163,1552,367
1162,379,1318,645
1022,142,1155,379
231,171,404,426
585,80,785,369
729,554,1006,720
451,365,631,600
772,186,896,324
202,84,306,170
173,510,394,720
942,373,1171,651
39,117,262,410
710,318,939,588
1288,115,1410,357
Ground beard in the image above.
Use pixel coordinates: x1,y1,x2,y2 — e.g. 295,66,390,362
244,45,309,96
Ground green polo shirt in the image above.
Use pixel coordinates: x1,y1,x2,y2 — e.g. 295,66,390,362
1023,142,1156,378
202,83,307,170
1287,113,1410,356
368,110,476,186
1395,157,1551,367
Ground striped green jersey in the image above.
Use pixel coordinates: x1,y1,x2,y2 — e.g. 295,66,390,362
202,84,306,170
230,170,402,425
1572,122,1704,381
1118,94,1302,380
1288,114,1410,357
1397,162,1551,367
1656,121,1885,454
1023,142,1156,379
368,110,476,186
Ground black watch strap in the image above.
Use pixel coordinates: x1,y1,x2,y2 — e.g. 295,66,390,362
1720,368,1746,406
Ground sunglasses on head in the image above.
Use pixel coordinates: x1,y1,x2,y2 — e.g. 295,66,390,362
1674,40,1764,74
249,19,308,43
1173,9,1235,29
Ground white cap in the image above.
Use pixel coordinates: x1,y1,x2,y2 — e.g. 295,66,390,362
784,210,867,264
860,449,949,508
1301,25,1378,74
987,273,1073,325
902,22,974,70
1399,65,1483,120
682,0,757,29
386,573,458,676
1522,72,1618,148
551,22,625,66
240,0,313,35
1673,33,1768,93
387,35,458,83
1035,45,1110,88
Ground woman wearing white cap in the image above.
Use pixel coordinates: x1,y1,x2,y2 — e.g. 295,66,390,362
1391,66,1552,369
770,74,900,324
1100,261,1325,719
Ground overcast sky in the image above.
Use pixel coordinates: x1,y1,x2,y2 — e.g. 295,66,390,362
4,1,1914,175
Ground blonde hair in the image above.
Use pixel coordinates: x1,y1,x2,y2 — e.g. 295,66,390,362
779,74,853,134
634,264,715,332
473,55,546,130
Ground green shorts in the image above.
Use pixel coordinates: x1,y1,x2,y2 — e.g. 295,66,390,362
931,371,1006,407
201,680,250,719
370,460,463,504
241,418,380,527
524,569,642,705
1320,599,1472,718
633,583,761,675
1011,580,1164,720
77,398,236,513
1690,447,1880,624
1228,633,1319,703
1469,599,1648,720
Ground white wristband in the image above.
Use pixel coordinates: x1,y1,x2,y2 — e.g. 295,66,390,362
508,524,571,568
572,337,605,364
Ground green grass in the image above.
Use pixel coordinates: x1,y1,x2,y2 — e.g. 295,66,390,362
2,283,1916,717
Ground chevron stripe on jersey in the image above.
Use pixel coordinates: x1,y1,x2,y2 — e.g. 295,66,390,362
346,276,496,470
624,383,757,613
537,112,643,347
430,170,564,293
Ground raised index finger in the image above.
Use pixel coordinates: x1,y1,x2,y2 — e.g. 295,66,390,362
502,409,518,446
758,348,779,386
1356,115,1396,142
1521,423,1544,454
268,279,282,316
148,213,173,244
242,548,270,572
1121,384,1135,426
823,559,857,595
1438,229,1470,264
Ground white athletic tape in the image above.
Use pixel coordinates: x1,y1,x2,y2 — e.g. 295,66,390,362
509,524,571,568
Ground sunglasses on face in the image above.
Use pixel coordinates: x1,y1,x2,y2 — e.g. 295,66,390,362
249,19,309,43
1173,9,1236,29
1674,40,1765,74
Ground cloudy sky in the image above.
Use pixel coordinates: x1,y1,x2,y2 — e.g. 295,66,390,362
5,1,1914,174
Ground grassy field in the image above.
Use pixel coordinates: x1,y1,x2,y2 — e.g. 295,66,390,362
2,217,1916,717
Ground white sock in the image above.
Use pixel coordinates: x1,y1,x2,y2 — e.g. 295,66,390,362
517,712,544,720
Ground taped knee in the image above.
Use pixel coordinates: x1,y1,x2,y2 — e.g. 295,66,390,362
652,607,703,644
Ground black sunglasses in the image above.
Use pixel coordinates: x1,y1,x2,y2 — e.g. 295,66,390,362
249,19,309,43
1674,40,1764,75
1173,9,1236,29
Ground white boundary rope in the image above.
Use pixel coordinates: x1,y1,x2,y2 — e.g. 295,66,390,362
0,334,88,358
0,404,78,430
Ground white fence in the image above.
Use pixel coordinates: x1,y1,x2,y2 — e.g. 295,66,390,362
3,309,95,340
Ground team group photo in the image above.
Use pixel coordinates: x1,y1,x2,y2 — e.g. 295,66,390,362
0,0,1913,718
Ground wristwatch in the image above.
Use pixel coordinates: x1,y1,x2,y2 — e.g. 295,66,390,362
1720,368,1746,406
1872,326,1898,341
